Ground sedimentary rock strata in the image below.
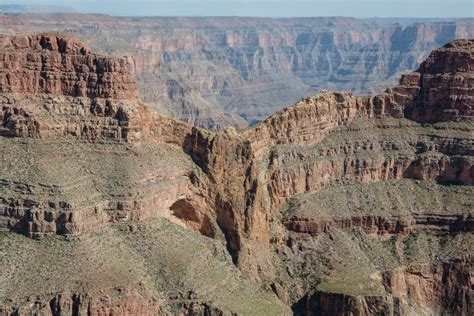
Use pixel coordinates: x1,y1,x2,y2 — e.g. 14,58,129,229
0,34,472,315
0,33,137,99
258,40,473,315
4,14,474,128
0,33,290,315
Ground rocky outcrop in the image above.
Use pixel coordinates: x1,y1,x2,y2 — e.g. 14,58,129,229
267,147,473,210
1,282,240,316
368,38,474,124
0,33,137,99
258,40,472,315
294,258,472,316
1,283,162,316
246,40,473,214
382,258,473,315
248,39,473,144
293,292,402,316
0,34,271,286
0,34,472,315
0,34,192,143
0,157,195,239
0,34,199,241
245,92,364,156
180,127,273,280
285,213,474,237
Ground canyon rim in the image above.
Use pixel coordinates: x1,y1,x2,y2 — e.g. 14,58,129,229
0,4,473,316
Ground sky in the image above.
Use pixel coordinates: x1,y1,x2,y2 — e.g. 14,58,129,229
2,0,474,18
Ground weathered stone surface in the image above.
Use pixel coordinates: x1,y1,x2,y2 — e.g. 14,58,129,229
0,34,192,144
0,220,290,316
4,14,474,128
402,39,474,122
1,283,162,316
0,35,472,315
0,33,138,100
294,258,472,316
181,126,273,280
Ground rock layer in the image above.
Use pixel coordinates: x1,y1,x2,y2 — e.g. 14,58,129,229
0,33,138,99
4,14,474,128
260,40,473,315
0,35,472,315
293,258,472,316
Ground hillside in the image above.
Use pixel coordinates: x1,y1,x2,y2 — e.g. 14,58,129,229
0,34,472,315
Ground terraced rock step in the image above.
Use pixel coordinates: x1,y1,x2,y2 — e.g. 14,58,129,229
0,220,290,315
4,15,473,128
0,34,137,99
0,138,202,239
282,180,473,237
293,257,472,316
0,35,472,315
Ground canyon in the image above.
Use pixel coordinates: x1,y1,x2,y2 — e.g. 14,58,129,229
0,31,472,316
1,13,473,129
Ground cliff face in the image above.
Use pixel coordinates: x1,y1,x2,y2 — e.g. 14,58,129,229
251,40,473,315
0,34,196,242
5,14,474,128
0,33,137,99
292,258,472,316
0,34,194,144
0,35,472,315
403,39,474,122
0,33,291,315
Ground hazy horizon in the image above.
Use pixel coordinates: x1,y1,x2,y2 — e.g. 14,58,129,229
1,0,473,18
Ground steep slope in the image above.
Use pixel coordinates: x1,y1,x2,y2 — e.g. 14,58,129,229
4,14,473,128
0,34,472,315
243,39,473,315
0,33,290,315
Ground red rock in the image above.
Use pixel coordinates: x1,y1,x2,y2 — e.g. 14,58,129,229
0,34,472,315
0,33,137,99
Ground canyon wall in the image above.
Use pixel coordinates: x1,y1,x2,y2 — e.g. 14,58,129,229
0,33,137,99
0,33,472,315
3,14,473,128
255,40,473,315
0,32,291,315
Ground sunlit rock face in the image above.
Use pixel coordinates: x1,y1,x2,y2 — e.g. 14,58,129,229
0,32,472,316
4,14,473,128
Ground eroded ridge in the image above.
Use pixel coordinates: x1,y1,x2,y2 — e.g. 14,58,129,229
0,36,472,315
250,40,473,315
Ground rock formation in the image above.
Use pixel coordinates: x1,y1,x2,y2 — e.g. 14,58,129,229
0,33,137,99
4,14,474,128
248,39,473,315
0,33,472,315
0,33,292,315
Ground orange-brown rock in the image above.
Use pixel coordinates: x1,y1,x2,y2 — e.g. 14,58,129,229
0,34,473,316
285,213,474,237
382,258,473,315
244,40,474,217
0,33,138,99
289,257,474,316
0,283,162,316
0,33,193,144
180,126,273,280
294,291,403,316
249,39,472,315
396,39,473,123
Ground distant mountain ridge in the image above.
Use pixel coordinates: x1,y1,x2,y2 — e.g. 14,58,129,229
0,4,77,14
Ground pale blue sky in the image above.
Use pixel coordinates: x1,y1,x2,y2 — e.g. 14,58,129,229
3,0,474,17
